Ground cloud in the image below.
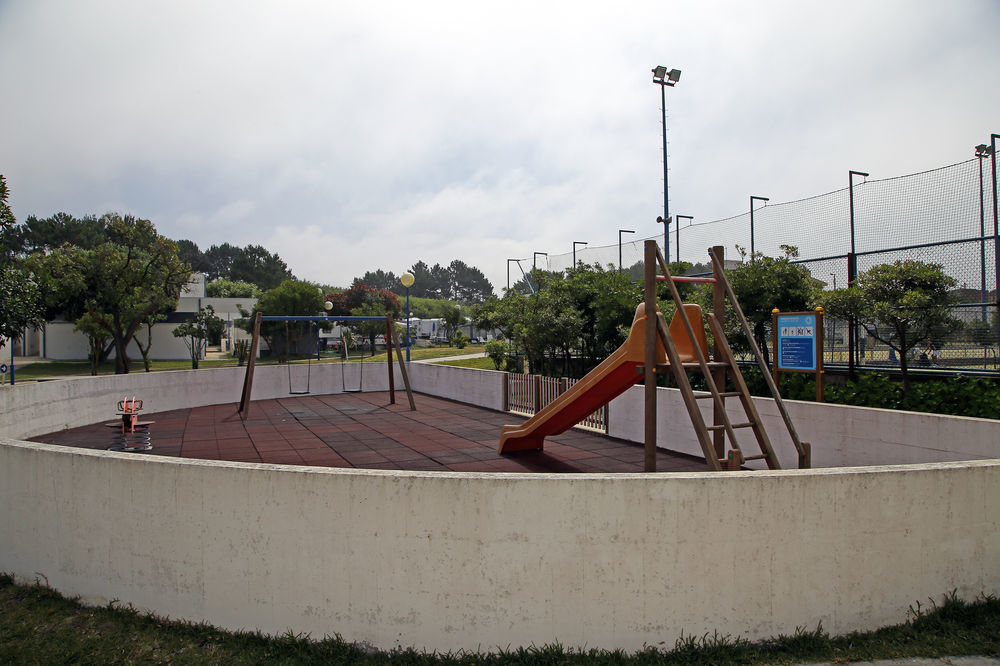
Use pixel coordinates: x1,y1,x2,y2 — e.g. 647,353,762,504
2,0,998,294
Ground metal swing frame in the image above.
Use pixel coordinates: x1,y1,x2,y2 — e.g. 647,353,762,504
238,313,415,419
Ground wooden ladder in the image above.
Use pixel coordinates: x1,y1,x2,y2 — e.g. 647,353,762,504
643,241,809,471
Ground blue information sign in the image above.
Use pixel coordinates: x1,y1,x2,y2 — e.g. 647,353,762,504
776,313,817,371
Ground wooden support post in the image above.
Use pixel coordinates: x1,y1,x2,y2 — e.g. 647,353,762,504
644,240,659,472
711,245,727,460
387,318,417,411
237,312,262,419
385,316,396,404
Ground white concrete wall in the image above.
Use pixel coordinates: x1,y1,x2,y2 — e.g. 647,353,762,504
607,385,1000,470
0,439,997,653
44,321,196,362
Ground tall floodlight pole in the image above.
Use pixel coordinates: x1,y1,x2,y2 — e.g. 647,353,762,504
533,252,547,271
507,258,519,291
675,214,693,264
400,272,415,361
749,196,769,257
992,134,1000,305
618,229,635,270
573,241,588,268
847,169,869,379
652,66,680,260
976,144,993,321
848,170,869,256
991,133,1000,351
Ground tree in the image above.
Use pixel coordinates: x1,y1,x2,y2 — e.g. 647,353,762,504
350,302,389,357
441,305,464,344
353,269,398,292
0,176,45,349
176,239,210,273
720,247,816,365
230,244,293,289
134,312,166,372
241,279,325,361
0,265,44,350
32,214,191,373
172,305,224,369
206,278,262,298
823,260,959,394
73,312,111,375
447,259,494,304
18,213,109,253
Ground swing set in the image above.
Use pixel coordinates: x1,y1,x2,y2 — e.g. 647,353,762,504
237,313,416,419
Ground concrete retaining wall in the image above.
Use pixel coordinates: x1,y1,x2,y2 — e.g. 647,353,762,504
1,364,998,652
1,440,997,653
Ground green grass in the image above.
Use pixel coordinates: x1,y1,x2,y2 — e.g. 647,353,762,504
10,346,486,382
349,345,485,364
433,356,495,370
1,576,997,664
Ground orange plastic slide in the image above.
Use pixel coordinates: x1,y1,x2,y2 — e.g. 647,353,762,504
499,302,708,453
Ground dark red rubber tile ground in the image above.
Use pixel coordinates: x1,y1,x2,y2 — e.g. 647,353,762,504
29,392,710,473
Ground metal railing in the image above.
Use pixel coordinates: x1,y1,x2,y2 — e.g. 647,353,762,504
504,373,608,432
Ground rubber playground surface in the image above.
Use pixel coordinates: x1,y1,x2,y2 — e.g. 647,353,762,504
29,391,709,473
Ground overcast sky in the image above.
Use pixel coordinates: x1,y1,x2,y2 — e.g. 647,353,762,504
2,1,998,293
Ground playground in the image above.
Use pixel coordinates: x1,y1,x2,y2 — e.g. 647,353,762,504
28,392,709,473
1,244,998,654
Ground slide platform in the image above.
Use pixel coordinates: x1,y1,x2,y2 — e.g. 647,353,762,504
499,303,708,453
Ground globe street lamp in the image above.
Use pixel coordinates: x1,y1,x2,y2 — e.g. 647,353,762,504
652,65,681,260
400,272,415,361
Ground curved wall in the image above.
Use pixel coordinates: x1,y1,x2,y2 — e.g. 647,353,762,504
1,366,998,652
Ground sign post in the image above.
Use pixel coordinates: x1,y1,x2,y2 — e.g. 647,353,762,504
772,307,825,402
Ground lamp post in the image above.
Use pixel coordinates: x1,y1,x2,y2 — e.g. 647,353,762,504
618,229,635,270
749,196,769,257
400,272,415,361
652,65,681,260
976,144,993,321
674,214,693,264
991,134,999,315
507,258,520,291
573,241,588,268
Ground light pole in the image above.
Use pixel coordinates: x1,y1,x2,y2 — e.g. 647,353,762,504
976,144,993,321
573,241,588,268
652,65,680,260
618,229,635,270
829,273,837,357
674,214,693,264
749,196,769,257
847,170,868,379
400,272,415,361
533,252,547,271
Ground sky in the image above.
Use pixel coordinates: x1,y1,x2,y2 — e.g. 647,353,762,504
2,1,998,294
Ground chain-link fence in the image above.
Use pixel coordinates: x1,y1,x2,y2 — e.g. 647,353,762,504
530,155,1000,373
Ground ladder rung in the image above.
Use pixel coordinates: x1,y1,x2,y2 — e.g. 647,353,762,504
742,454,769,461
706,422,755,431
680,361,730,370
694,391,741,399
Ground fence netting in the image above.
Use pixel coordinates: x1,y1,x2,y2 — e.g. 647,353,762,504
536,157,1000,372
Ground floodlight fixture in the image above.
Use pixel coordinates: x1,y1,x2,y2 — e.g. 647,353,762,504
975,144,993,158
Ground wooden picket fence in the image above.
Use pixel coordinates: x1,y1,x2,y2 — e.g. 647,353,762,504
503,373,608,432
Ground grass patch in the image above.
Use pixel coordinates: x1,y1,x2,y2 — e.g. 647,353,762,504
1,576,997,664
433,356,495,370
353,345,485,364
